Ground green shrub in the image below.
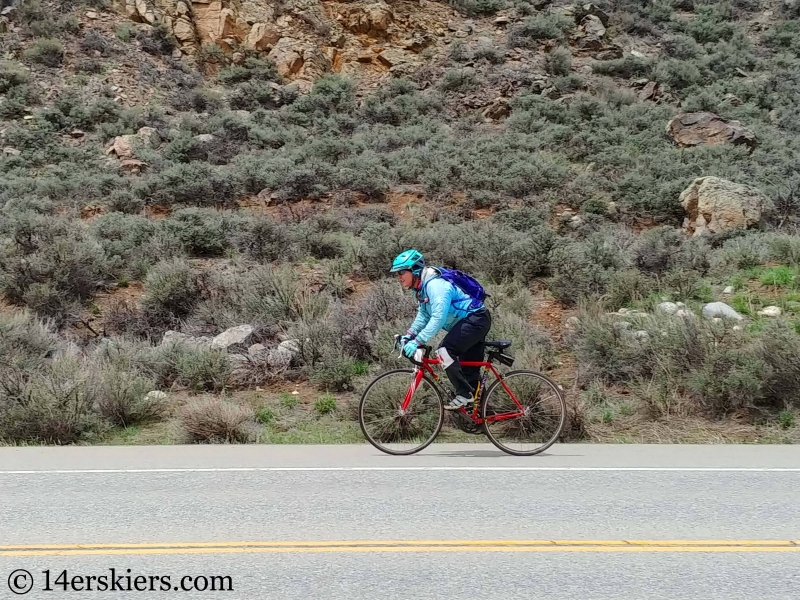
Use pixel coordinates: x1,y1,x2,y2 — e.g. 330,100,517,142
310,350,358,392
661,34,703,60
473,44,505,65
0,357,104,444
232,215,290,262
136,23,176,56
178,397,257,443
779,410,795,428
681,4,738,44
228,81,296,111
0,310,61,372
653,58,704,90
760,265,796,288
438,69,480,92
95,367,164,427
90,212,157,266
218,58,281,85
279,392,299,408
139,162,243,208
0,62,30,94
22,39,65,68
314,394,337,415
0,214,109,324
116,22,134,42
140,259,201,325
604,270,654,310
161,208,237,257
0,84,39,120
546,47,572,76
256,407,275,424
175,348,232,392
591,56,652,78
81,29,111,56
508,13,573,46
448,0,505,15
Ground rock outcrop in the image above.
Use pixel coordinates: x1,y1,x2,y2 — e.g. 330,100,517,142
667,112,757,152
680,177,773,237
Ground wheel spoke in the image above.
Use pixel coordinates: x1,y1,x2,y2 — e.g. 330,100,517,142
482,371,565,456
359,370,444,455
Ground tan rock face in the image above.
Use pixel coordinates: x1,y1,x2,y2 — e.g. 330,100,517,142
681,176,773,237
245,22,280,50
114,0,455,88
268,38,305,77
667,112,757,152
342,1,393,37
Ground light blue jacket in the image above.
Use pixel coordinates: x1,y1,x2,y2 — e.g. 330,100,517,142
408,267,484,345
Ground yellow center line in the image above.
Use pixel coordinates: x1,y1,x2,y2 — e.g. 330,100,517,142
0,540,797,557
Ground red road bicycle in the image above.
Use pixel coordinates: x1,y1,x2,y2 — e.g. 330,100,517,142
358,337,566,456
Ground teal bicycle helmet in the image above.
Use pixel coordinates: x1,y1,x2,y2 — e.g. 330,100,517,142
390,249,425,275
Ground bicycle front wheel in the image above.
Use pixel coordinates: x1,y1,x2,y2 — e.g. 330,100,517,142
481,370,566,456
359,369,444,455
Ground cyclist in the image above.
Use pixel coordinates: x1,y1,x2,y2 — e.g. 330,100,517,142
390,249,491,411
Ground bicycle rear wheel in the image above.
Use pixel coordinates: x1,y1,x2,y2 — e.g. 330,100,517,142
359,369,444,455
481,370,565,456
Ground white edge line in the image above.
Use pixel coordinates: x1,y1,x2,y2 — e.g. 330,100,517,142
0,467,799,474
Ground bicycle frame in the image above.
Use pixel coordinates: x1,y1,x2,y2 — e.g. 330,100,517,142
402,356,525,424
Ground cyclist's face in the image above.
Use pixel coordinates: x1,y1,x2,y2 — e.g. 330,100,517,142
397,270,414,289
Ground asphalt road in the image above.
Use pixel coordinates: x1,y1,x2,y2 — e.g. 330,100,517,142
1,443,799,599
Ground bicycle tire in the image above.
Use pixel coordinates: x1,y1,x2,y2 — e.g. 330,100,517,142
481,370,566,456
359,369,444,456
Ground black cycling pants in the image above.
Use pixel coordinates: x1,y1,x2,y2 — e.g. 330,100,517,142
437,309,492,398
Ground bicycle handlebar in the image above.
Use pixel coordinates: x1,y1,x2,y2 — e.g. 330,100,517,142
394,335,432,367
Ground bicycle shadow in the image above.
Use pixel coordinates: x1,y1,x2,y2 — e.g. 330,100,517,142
430,450,586,458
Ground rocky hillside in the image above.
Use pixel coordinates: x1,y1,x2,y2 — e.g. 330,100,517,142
1,0,800,445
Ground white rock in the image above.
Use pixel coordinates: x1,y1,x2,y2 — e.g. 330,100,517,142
267,347,293,368
733,325,743,331
278,339,301,355
657,302,679,315
211,325,254,350
564,316,579,331
676,302,686,308
248,343,268,359
194,134,216,143
674,309,694,318
723,286,734,294
712,317,722,323
161,331,213,349
633,330,649,340
702,302,744,321
758,306,782,317
145,391,168,402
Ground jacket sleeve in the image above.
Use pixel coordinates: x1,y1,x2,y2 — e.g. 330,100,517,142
408,304,428,337
415,280,452,344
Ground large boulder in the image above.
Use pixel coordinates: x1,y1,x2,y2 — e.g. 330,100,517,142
702,302,744,321
211,325,254,350
667,112,757,152
344,2,393,37
268,38,305,78
106,127,161,160
680,177,773,237
574,15,606,50
245,22,280,51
